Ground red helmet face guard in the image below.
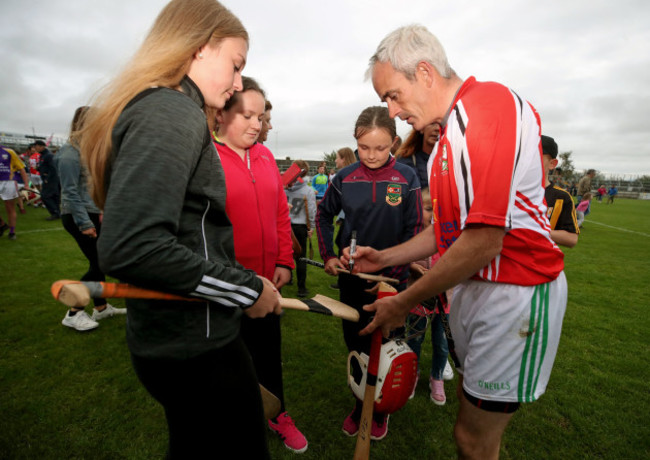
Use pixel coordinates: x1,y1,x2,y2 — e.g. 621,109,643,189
347,339,418,414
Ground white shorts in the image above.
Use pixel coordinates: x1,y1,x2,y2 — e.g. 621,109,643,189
0,181,19,201
450,272,567,403
30,174,42,186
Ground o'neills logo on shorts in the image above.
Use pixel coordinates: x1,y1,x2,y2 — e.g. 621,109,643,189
386,184,402,206
478,380,511,391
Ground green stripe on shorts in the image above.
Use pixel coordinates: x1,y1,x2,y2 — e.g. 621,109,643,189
518,283,550,402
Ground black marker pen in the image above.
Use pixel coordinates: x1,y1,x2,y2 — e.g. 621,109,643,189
349,230,357,271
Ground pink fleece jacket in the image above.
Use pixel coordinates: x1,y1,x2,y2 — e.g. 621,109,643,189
215,141,294,279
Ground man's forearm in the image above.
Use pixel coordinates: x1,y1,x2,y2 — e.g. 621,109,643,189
398,226,505,308
380,225,437,267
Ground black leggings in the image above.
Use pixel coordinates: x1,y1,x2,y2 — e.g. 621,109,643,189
131,337,270,460
61,213,106,307
240,313,285,413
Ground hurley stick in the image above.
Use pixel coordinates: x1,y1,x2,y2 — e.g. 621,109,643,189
298,258,399,285
259,384,281,420
353,282,397,460
51,280,360,322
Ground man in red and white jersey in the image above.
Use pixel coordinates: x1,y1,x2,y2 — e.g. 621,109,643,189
343,25,567,460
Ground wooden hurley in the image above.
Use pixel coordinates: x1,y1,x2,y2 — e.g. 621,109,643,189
353,282,397,460
51,279,361,420
51,280,360,322
298,258,399,285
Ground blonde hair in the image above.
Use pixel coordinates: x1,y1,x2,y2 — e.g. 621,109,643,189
81,0,248,208
69,106,90,146
337,147,356,167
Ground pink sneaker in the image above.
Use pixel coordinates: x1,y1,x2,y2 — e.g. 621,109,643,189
268,412,308,453
342,409,359,437
371,414,389,441
429,377,446,405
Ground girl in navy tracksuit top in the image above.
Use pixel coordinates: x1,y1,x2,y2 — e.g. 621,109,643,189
316,106,422,436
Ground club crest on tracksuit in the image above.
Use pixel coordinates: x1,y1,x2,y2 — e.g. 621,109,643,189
386,184,402,206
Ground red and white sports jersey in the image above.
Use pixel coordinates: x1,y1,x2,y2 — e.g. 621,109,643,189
430,77,564,286
29,153,41,175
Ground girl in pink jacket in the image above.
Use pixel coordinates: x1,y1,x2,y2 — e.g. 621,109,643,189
214,76,306,454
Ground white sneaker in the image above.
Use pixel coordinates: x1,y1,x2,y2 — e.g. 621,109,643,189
443,360,454,381
91,303,127,321
62,310,99,331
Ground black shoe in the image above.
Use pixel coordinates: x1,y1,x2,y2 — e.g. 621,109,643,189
8,233,16,240
297,288,308,298
330,283,340,290
0,223,8,237
45,215,60,221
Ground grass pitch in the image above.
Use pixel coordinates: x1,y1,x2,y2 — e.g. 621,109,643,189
0,198,648,459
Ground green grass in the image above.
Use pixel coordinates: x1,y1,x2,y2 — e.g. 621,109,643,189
1,200,649,459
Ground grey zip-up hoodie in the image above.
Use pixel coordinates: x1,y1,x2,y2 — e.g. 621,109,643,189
98,76,262,359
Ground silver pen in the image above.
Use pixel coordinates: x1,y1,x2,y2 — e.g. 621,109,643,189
349,230,357,271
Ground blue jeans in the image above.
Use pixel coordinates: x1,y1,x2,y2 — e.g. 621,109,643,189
406,311,449,380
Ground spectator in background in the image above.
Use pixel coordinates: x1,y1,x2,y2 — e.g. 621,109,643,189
311,161,329,201
541,135,579,248
577,169,595,202
34,140,60,220
329,147,357,290
0,146,30,240
576,192,592,227
607,184,618,204
28,143,43,206
258,99,273,144
597,184,606,202
58,106,126,331
395,122,440,188
285,159,316,298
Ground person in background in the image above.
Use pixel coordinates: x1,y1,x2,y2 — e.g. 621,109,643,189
311,161,329,201
213,76,307,454
28,144,43,207
405,187,454,405
541,135,579,248
575,192,592,227
58,106,126,331
329,147,357,290
0,146,30,240
576,169,595,202
258,99,273,144
34,140,60,220
395,122,440,188
597,184,606,202
285,159,316,298
606,184,618,204
79,1,281,458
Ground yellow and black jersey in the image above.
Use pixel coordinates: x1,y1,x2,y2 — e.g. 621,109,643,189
545,185,579,234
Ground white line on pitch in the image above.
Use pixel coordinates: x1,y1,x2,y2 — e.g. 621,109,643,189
586,220,650,237
20,227,65,234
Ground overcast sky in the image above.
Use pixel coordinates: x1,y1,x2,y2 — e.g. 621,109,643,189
2,0,648,176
